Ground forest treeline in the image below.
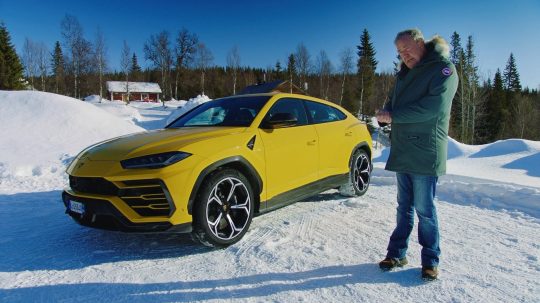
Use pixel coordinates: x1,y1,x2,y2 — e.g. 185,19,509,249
1,16,538,143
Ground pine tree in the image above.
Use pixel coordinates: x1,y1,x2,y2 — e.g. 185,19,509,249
448,31,465,141
274,60,282,80
287,54,296,93
449,32,463,66
483,70,505,142
0,22,24,89
357,28,378,116
464,35,482,144
503,53,521,92
51,41,65,94
130,53,142,81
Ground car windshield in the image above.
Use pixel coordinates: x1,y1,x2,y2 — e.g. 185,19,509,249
166,96,270,128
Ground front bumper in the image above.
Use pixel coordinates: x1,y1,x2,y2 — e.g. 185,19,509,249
62,191,192,233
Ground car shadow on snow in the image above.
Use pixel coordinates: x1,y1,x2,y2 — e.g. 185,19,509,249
0,191,213,272
0,264,426,302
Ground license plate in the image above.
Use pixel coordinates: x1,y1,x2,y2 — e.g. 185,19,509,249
69,200,85,215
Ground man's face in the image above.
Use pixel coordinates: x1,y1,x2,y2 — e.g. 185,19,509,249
396,35,425,69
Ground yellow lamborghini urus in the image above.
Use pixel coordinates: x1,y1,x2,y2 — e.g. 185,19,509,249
63,90,373,247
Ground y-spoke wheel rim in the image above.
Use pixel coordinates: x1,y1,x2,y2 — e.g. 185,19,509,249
206,177,251,241
353,153,370,192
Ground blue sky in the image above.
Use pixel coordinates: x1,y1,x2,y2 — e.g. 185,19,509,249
1,0,539,89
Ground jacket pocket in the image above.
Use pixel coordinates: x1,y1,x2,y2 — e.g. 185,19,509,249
402,131,437,171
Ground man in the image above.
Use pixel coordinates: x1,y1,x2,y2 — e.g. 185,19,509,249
376,28,458,280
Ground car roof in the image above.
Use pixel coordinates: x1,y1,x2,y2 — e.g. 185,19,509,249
238,80,306,95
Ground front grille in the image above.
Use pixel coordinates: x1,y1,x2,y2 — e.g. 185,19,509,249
69,176,174,218
69,176,118,195
118,179,174,217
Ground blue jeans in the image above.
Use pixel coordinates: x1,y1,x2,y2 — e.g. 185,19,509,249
386,172,440,267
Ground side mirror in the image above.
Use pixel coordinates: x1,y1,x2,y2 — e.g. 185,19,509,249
262,112,298,129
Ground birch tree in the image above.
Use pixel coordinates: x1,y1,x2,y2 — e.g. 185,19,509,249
144,31,172,100
120,40,130,103
174,28,198,99
316,50,331,100
294,43,311,91
61,14,91,99
195,42,213,95
36,42,48,91
512,95,535,139
93,27,107,102
338,47,353,105
227,46,241,95
22,38,38,89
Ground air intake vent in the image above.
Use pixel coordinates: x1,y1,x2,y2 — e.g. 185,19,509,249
69,176,118,196
118,179,174,217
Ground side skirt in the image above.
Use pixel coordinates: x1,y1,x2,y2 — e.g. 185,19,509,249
258,173,348,214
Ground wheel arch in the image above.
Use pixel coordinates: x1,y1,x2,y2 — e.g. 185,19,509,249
349,142,372,170
188,156,263,215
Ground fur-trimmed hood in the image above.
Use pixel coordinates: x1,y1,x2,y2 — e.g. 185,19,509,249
397,35,450,72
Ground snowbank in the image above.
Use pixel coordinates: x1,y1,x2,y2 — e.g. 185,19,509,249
83,95,109,102
165,94,212,125
0,90,143,193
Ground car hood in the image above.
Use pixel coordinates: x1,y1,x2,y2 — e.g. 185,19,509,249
82,127,247,161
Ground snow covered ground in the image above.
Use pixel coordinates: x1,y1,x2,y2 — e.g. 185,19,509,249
0,91,539,302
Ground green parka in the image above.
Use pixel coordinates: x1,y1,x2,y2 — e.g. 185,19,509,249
384,36,458,176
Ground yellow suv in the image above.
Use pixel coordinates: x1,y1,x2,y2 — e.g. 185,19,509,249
63,92,372,247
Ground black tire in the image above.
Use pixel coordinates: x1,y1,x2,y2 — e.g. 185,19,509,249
192,168,255,247
339,149,371,197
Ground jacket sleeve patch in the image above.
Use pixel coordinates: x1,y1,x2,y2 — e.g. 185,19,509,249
442,67,453,76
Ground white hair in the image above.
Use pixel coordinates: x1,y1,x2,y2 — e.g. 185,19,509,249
395,28,424,44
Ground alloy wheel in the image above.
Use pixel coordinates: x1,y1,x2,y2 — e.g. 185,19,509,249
353,153,371,192
206,177,251,240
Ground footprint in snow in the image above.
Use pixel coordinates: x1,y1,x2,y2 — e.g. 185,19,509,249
342,198,369,209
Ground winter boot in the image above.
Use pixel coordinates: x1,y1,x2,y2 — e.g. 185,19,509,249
379,257,408,271
421,266,439,280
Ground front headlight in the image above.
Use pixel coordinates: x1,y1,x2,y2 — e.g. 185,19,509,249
120,151,192,169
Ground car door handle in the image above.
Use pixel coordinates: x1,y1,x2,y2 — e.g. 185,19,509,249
345,131,353,136
307,139,317,145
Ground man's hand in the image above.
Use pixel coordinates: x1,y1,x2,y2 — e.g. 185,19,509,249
376,110,392,124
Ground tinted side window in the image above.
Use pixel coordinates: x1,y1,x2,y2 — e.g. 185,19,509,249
263,98,309,126
305,101,347,124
